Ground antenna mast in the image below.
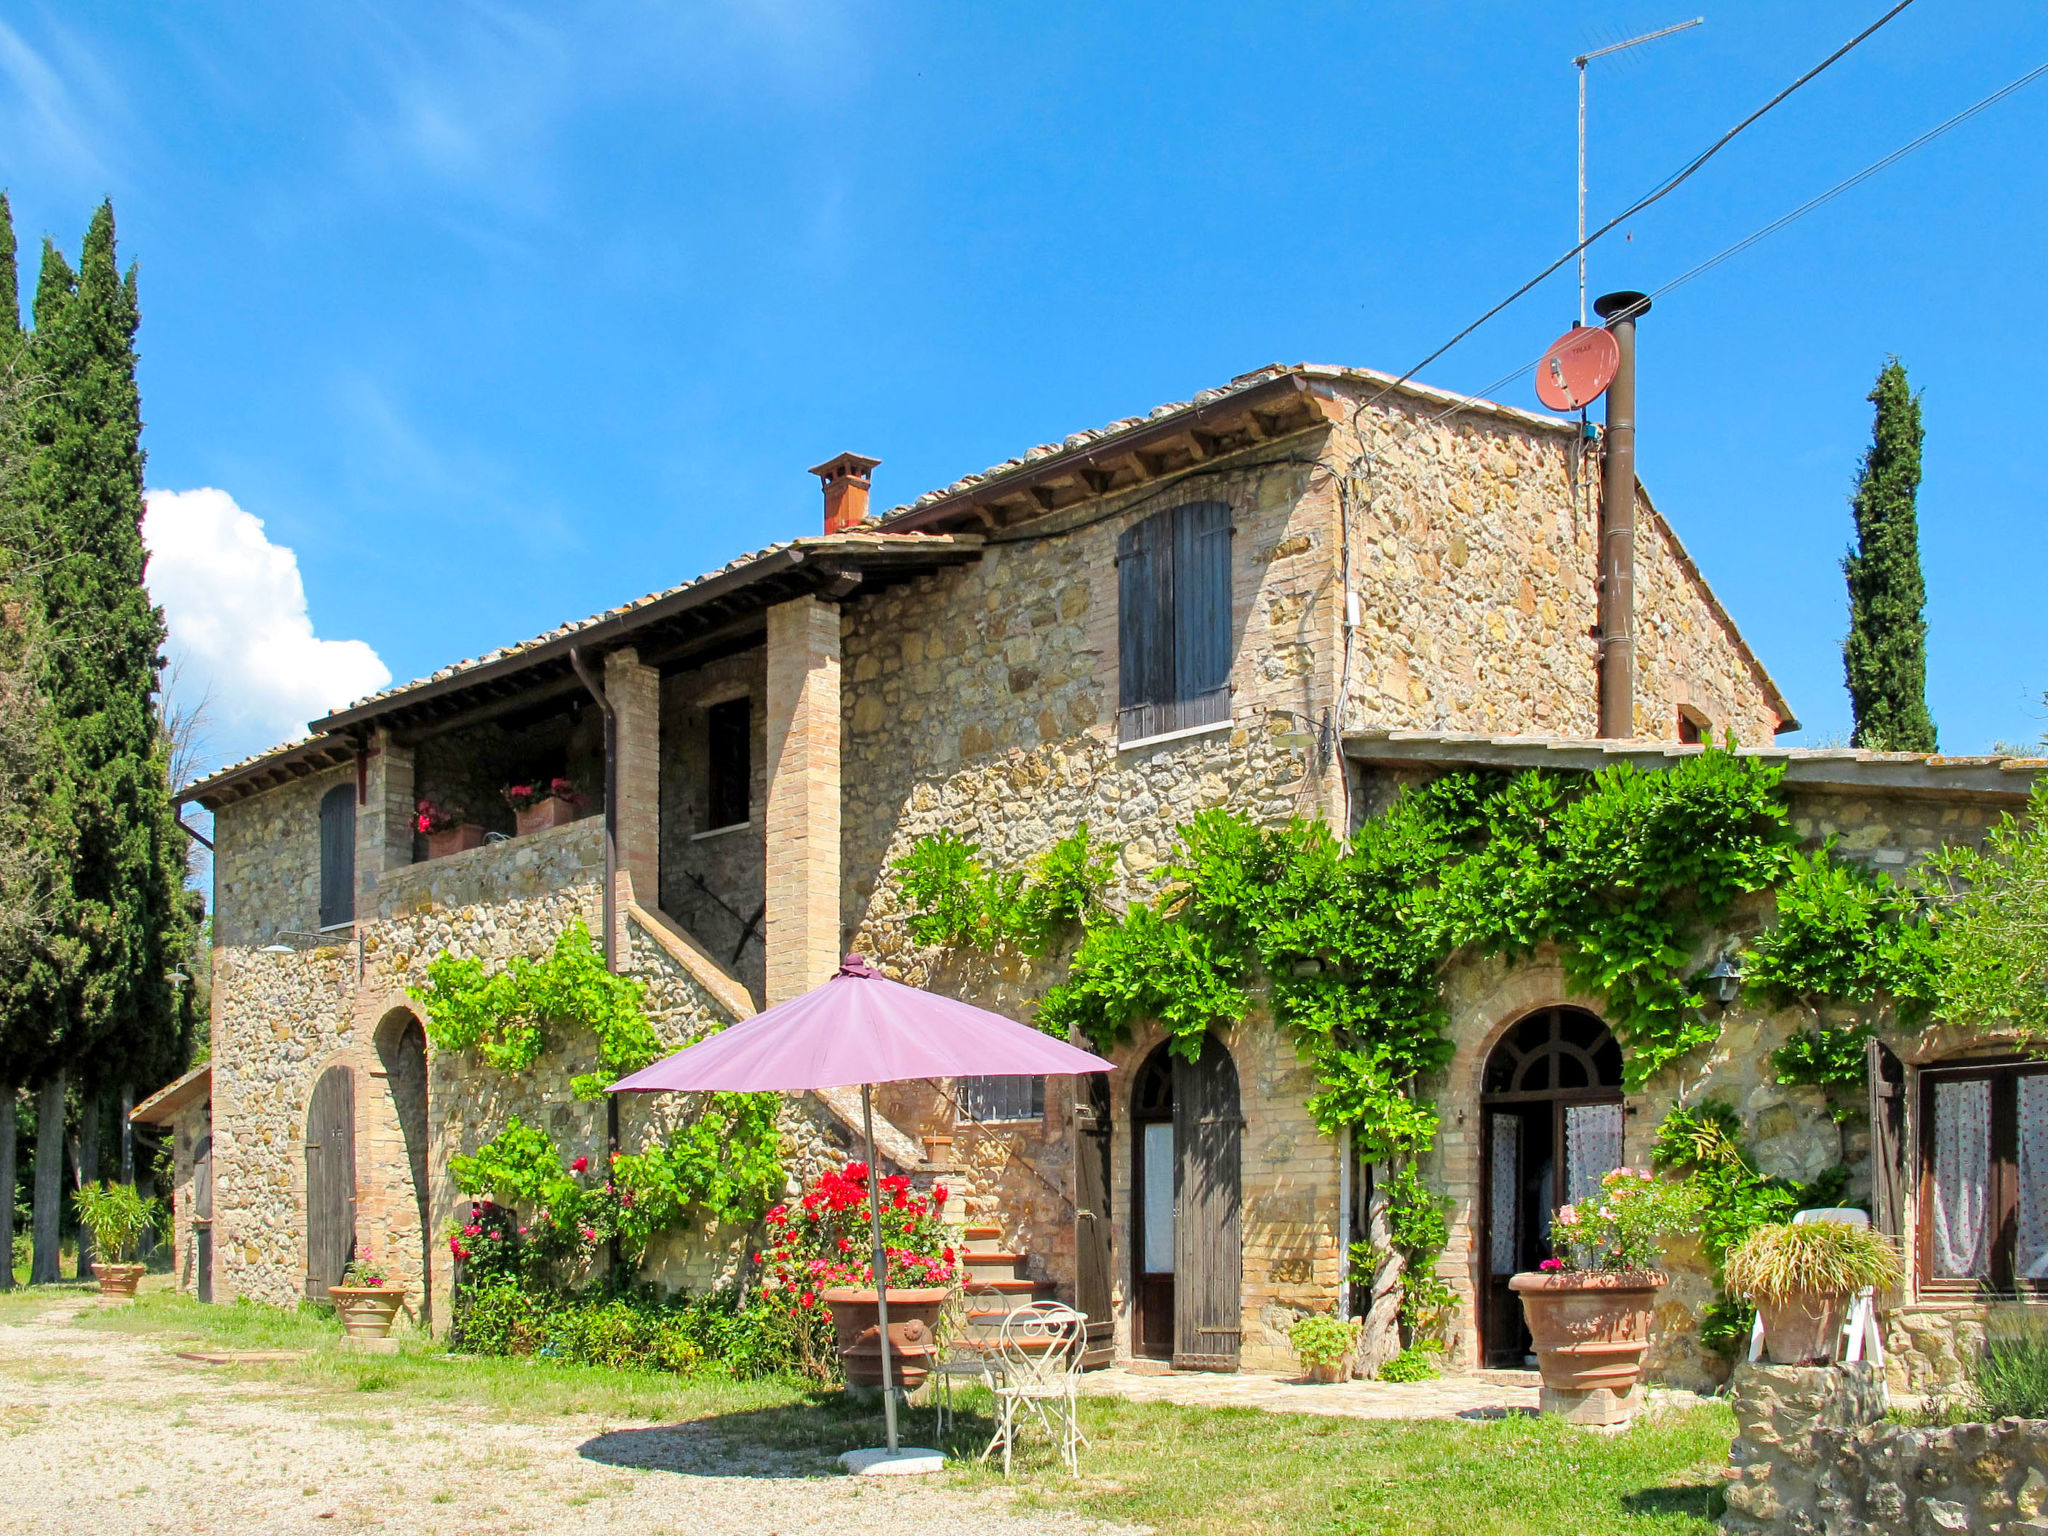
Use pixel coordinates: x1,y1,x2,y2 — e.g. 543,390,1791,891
1576,18,1704,326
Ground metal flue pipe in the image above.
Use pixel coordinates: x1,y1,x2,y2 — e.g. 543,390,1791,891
1593,290,1648,740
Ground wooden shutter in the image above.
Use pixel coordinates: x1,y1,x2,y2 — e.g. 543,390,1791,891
1074,1072,1114,1368
1171,501,1232,728
318,785,356,929
193,1129,214,1303
1868,1038,1907,1242
1117,512,1174,739
304,1066,357,1299
1173,1038,1243,1371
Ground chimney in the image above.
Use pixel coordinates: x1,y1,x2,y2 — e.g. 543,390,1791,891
1593,290,1648,740
809,453,882,535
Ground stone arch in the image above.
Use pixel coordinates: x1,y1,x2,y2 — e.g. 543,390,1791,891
373,1006,434,1326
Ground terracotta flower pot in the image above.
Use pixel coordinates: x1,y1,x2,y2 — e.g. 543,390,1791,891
1509,1270,1664,1394
821,1286,951,1392
921,1134,954,1170
1303,1358,1351,1384
426,824,487,859
1755,1293,1848,1365
329,1286,408,1338
514,796,580,837
93,1263,145,1299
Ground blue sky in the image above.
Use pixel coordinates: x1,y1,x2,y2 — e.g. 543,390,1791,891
2,0,2044,775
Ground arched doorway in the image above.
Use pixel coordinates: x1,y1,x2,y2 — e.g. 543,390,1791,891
304,1065,356,1300
377,1012,432,1327
192,1133,213,1304
1130,1037,1243,1370
1480,1006,1625,1366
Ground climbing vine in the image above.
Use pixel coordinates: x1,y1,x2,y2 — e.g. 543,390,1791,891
897,746,1958,1336
416,920,784,1252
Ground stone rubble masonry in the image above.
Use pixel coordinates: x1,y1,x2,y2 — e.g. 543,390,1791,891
605,646,663,939
356,730,416,918
1721,1360,2048,1536
1330,400,1784,745
765,595,842,1006
213,761,355,948
167,1096,209,1294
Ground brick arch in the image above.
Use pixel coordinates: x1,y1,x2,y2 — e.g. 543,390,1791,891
372,1006,434,1326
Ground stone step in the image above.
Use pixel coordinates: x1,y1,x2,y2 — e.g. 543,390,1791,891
962,1250,1024,1275
963,1276,1037,1298
961,1225,1004,1253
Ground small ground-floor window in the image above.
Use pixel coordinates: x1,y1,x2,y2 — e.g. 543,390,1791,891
1919,1057,2048,1293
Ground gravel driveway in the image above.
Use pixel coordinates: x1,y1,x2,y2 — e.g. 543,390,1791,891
0,1297,1133,1536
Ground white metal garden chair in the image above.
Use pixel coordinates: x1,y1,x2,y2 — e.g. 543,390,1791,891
1746,1208,1887,1370
980,1301,1088,1476
931,1293,1007,1438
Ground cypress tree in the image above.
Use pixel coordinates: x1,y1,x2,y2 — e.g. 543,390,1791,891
1842,359,1937,752
19,205,190,1279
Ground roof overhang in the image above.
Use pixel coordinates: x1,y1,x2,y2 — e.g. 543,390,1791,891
130,1063,211,1126
1344,730,2046,804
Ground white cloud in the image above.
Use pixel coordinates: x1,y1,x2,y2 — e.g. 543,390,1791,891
142,487,391,757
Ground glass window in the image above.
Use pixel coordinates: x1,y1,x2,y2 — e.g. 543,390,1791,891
1142,1121,1176,1275
706,698,750,830
1919,1062,2048,1292
958,1074,1044,1124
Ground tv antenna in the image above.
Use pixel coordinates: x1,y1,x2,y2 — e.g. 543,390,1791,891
1577,18,1704,325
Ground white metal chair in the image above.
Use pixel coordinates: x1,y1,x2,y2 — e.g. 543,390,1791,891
931,1294,1006,1438
981,1301,1088,1476
1746,1208,1887,1370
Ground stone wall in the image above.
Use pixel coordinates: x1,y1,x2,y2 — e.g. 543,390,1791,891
212,761,354,947
1330,398,1786,746
168,1097,209,1295
1722,1360,2048,1536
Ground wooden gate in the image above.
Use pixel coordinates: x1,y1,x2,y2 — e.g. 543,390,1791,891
304,1066,356,1300
1074,1072,1114,1368
193,1133,213,1304
1173,1039,1242,1371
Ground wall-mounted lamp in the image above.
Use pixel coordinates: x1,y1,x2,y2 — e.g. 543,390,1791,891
1703,955,1744,1006
165,970,190,989
258,929,330,956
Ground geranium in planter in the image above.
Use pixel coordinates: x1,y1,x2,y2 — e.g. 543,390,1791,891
761,1161,958,1392
1724,1219,1901,1366
416,798,484,858
328,1258,410,1339
502,777,587,837
1289,1314,1363,1384
73,1180,162,1299
1510,1167,1706,1416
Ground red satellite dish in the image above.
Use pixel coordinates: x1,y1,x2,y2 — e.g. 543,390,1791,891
1534,325,1620,412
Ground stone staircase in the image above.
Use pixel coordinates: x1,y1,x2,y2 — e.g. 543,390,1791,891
958,1222,1045,1346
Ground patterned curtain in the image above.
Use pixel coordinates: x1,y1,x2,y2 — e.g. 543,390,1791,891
1564,1103,1625,1204
1932,1078,1992,1278
1490,1114,1520,1274
2019,1075,2048,1280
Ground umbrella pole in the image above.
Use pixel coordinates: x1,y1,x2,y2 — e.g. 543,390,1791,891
862,1084,899,1455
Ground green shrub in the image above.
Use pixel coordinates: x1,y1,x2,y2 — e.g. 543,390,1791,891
1289,1313,1361,1370
73,1180,163,1264
1378,1342,1445,1383
1970,1320,2048,1420
450,1280,808,1380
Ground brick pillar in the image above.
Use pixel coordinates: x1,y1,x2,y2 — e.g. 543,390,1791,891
764,596,842,1005
355,728,414,918
604,647,662,913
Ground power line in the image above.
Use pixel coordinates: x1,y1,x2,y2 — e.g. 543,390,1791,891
1369,0,1920,408
1412,55,2048,434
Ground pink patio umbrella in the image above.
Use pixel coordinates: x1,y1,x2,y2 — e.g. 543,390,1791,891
609,953,1112,1468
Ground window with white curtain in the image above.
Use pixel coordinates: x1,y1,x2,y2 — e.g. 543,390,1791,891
1920,1061,2048,1292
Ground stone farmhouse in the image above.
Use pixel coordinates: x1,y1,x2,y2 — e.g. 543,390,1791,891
170,352,2041,1387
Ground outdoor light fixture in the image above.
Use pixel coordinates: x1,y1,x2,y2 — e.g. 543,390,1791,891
165,970,189,988
257,944,294,955
1268,708,1327,754
1703,955,1743,1006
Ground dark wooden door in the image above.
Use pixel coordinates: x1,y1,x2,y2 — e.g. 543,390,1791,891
193,1132,213,1304
304,1066,356,1300
1173,1039,1242,1371
1074,1072,1114,1368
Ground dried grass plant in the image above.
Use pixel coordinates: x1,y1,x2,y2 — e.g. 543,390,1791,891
1723,1220,1902,1304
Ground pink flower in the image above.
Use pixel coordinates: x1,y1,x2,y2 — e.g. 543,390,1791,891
1539,1258,1562,1272
518,1227,529,1236
581,1227,597,1242
570,1156,589,1174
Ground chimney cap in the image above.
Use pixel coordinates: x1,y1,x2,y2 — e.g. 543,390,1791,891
1594,291,1651,323
809,452,882,483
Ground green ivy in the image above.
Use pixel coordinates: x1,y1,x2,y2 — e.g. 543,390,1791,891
1771,1023,1875,1122
1924,781,2048,1042
896,824,1116,956
1745,845,1940,1011
422,919,783,1256
412,921,658,1099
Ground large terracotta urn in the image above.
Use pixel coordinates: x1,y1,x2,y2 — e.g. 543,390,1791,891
1509,1270,1664,1394
514,796,580,837
92,1263,145,1299
821,1286,951,1392
426,824,487,859
328,1285,408,1339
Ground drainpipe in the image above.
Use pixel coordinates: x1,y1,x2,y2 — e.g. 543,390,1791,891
1593,290,1648,740
568,646,618,974
1336,1124,1352,1323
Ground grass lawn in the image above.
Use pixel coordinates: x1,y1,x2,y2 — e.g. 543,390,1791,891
3,1281,1734,1535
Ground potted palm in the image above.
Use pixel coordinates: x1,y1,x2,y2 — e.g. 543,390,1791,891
327,1258,410,1339
502,777,586,837
74,1180,162,1299
1510,1167,1706,1407
1724,1220,1902,1365
1290,1313,1363,1384
416,798,484,859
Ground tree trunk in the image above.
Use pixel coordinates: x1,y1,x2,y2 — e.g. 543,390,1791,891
1355,1161,1406,1379
0,1083,15,1290
73,1089,101,1279
30,1073,63,1285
